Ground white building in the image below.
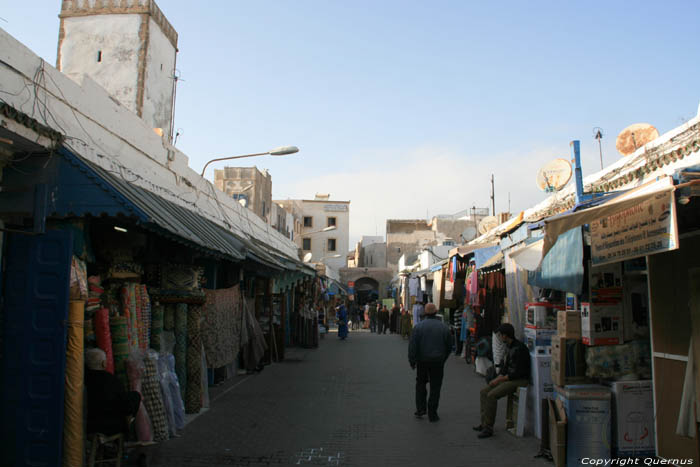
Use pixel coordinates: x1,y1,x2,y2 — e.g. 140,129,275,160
57,0,178,142
297,194,350,272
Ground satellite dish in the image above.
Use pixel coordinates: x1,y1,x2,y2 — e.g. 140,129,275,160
478,216,499,235
536,158,572,192
461,226,477,241
616,123,659,156
303,252,313,263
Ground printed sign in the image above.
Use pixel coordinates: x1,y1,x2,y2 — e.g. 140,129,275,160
590,188,678,266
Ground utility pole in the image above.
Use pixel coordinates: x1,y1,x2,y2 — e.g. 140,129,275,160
490,174,495,216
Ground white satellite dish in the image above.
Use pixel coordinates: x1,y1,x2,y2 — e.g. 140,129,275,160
478,216,499,235
616,123,659,156
302,252,313,263
461,226,477,241
536,158,572,193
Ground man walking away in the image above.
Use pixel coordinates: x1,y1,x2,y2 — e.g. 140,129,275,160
379,305,390,334
408,303,452,422
474,323,530,438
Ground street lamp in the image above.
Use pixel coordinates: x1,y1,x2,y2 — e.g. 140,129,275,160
303,253,341,263
301,225,337,236
200,145,299,177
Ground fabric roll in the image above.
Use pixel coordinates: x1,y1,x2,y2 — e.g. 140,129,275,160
141,285,152,349
125,355,153,442
63,300,84,467
151,304,164,352
186,306,203,414
174,303,188,401
110,316,130,389
142,352,169,442
131,283,140,351
94,308,115,374
163,304,175,331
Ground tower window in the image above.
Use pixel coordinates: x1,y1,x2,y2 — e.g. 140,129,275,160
97,51,102,62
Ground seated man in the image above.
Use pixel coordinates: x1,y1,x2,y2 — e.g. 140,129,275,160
473,323,530,438
85,348,141,435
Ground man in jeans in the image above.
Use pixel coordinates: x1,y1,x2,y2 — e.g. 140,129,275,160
408,303,453,422
474,323,530,438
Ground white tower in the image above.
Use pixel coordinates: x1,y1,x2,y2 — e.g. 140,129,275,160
57,0,178,141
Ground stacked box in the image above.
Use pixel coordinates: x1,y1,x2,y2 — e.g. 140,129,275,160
548,398,566,467
551,337,586,386
527,353,553,439
557,310,581,339
524,327,556,355
609,381,655,457
581,302,623,346
556,385,611,467
525,302,563,329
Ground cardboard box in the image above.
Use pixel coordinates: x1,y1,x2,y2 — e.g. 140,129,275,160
556,385,611,466
524,327,557,354
581,302,623,345
609,380,655,457
525,302,562,329
548,398,567,467
557,310,581,339
551,337,587,386
527,354,554,439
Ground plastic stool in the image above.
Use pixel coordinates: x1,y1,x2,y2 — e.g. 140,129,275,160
87,432,124,467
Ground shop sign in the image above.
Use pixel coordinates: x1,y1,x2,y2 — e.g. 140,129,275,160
590,188,678,266
324,204,348,212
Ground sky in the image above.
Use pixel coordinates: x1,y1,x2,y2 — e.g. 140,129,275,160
2,1,699,247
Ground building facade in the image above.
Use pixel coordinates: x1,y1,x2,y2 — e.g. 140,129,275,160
283,194,350,271
214,166,272,222
57,0,178,141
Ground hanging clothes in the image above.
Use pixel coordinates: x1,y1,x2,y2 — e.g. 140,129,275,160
408,277,419,297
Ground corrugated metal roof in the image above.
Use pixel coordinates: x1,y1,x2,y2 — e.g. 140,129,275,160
59,148,246,261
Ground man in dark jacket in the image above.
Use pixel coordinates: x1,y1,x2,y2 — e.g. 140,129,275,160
473,323,530,438
408,303,453,422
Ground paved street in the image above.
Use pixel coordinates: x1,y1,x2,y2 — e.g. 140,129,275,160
147,331,550,467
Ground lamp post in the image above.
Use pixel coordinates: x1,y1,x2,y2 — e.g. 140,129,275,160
200,145,299,177
301,225,337,236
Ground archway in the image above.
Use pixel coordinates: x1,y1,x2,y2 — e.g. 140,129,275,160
354,277,379,306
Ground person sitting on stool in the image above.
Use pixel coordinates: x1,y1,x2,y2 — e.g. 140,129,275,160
473,323,530,438
85,348,141,436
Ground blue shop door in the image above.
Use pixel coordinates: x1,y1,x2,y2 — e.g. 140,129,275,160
1,229,72,467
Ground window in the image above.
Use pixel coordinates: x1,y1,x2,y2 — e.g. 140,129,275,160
327,217,336,227
303,216,313,227
327,238,337,251
303,238,311,251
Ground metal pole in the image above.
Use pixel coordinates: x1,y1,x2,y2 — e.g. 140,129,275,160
570,140,585,203
490,174,495,216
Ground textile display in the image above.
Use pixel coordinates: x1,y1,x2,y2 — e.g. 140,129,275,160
69,256,88,300
160,264,204,290
110,316,130,388
185,306,203,414
504,250,539,340
138,284,151,350
174,303,188,400
63,300,84,467
202,285,242,368
482,270,506,336
151,304,164,352
94,308,115,374
241,299,268,370
125,353,153,442
158,353,186,435
163,304,175,331
142,351,169,442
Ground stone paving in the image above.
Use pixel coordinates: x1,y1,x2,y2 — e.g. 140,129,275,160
145,330,551,467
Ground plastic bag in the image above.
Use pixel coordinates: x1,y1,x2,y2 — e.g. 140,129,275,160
162,352,186,431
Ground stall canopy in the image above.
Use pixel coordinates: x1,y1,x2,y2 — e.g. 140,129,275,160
449,242,498,259
528,226,585,295
473,245,501,269
541,176,677,264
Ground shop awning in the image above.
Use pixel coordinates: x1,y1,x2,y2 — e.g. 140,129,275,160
473,245,501,269
529,226,585,294
480,251,504,269
55,148,248,261
430,259,449,272
542,177,676,263
449,242,499,260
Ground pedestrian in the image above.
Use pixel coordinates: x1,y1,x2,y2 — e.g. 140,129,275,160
453,307,463,356
390,303,400,334
369,302,378,333
362,303,369,329
336,300,349,340
350,304,360,330
408,303,452,422
473,323,530,438
400,305,412,339
379,305,390,334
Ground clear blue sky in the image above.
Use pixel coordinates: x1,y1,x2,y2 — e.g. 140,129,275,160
2,1,699,245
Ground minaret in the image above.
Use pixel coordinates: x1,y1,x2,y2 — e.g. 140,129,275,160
57,0,178,141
